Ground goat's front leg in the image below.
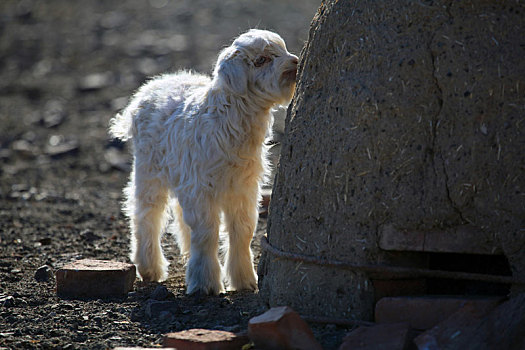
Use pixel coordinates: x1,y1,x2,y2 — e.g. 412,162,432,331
180,195,224,295
223,186,259,291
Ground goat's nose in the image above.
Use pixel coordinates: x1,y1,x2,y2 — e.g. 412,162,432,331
291,56,299,65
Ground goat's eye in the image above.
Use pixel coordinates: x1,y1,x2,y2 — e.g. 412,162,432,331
254,56,271,67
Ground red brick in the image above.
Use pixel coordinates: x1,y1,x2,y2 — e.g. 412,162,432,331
248,306,322,350
415,294,523,349
414,300,498,349
163,329,249,350
375,296,503,330
56,259,136,297
379,225,502,255
339,322,412,350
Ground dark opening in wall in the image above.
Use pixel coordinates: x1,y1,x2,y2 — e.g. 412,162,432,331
426,252,512,296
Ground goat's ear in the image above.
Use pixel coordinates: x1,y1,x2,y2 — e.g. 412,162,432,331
213,49,248,96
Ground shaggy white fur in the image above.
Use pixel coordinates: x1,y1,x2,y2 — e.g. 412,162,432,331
109,29,298,295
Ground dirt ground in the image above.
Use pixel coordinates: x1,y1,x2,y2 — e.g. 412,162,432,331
0,1,351,349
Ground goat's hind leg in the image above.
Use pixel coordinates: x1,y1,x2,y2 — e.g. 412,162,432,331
223,189,258,291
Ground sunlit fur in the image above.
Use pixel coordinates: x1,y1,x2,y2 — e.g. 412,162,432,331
109,29,298,295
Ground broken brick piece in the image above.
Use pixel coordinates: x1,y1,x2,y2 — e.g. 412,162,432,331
163,329,249,350
339,322,412,350
248,306,322,350
56,259,136,298
375,296,503,330
415,294,523,349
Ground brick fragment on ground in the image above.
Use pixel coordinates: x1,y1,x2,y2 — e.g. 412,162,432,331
415,294,525,349
248,306,322,350
163,329,249,350
56,259,136,297
339,322,412,350
375,296,503,330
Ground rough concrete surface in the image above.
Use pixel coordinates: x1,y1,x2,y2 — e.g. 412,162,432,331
259,0,525,320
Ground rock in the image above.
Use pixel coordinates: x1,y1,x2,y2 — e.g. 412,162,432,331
55,259,136,298
247,306,322,350
144,300,178,319
0,148,12,161
38,237,52,245
339,322,412,350
0,295,15,307
35,265,53,282
150,285,169,301
45,139,79,158
163,329,249,350
414,294,525,349
42,99,66,128
11,140,37,158
375,296,503,330
80,230,102,242
78,72,114,91
104,148,131,172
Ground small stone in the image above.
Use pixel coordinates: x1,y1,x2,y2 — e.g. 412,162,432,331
56,259,136,298
0,295,15,307
45,140,79,158
78,72,114,91
104,148,131,172
42,100,65,128
38,237,52,245
11,140,37,158
80,230,102,242
163,329,249,350
150,285,169,301
35,265,53,282
339,322,412,350
248,306,323,350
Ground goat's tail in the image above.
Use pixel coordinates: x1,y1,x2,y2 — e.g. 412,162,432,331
109,105,134,141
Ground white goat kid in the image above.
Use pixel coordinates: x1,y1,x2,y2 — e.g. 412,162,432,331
109,29,298,295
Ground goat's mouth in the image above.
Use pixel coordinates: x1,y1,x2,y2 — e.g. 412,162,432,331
281,68,297,83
